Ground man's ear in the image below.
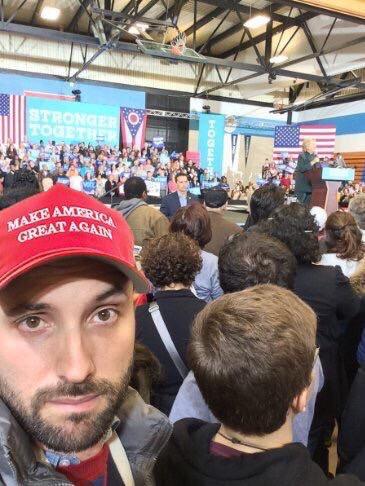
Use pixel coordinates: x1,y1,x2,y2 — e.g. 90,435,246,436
291,387,309,414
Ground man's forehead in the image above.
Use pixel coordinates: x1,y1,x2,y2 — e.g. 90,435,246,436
0,258,130,300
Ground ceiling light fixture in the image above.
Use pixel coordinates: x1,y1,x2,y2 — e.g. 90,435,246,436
244,14,270,29
270,54,288,64
40,6,60,21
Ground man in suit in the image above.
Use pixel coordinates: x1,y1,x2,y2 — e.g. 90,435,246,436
160,172,195,219
203,188,242,256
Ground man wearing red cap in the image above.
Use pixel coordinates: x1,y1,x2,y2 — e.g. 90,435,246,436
0,185,171,485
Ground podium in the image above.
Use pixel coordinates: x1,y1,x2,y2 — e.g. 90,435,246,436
308,167,355,213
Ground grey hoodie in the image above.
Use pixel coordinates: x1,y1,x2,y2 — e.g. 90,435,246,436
117,198,147,218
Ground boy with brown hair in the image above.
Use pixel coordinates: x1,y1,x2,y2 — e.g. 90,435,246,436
156,285,365,485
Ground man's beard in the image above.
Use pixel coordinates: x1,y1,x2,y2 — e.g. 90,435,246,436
0,364,132,453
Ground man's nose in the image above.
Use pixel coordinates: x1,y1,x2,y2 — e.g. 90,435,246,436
56,330,95,383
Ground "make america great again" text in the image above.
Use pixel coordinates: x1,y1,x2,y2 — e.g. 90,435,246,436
7,205,116,242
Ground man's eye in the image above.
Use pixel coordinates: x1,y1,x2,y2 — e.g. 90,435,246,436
18,316,46,332
93,308,119,325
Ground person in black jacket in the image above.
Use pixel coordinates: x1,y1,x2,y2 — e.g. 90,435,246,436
136,232,205,415
260,203,361,472
155,285,365,485
338,365,365,476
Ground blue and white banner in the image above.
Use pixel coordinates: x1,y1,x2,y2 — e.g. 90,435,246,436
26,97,120,146
244,135,251,166
198,113,225,177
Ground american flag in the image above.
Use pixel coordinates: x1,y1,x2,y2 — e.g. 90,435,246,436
24,91,76,101
0,94,26,147
273,124,336,160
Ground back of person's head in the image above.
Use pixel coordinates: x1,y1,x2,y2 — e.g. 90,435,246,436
141,233,202,288
219,232,297,293
325,211,364,261
11,168,39,193
260,202,320,264
170,203,212,248
189,285,317,436
349,194,365,230
249,184,285,226
202,188,228,209
339,195,350,210
124,176,147,200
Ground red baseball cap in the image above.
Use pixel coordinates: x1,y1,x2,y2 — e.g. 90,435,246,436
0,184,149,292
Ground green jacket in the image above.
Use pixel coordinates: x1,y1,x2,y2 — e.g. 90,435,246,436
294,152,315,194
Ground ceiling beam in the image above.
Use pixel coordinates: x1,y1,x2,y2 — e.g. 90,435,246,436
3,21,363,88
183,6,225,37
199,0,304,26
66,0,92,32
288,89,365,111
300,21,327,79
219,11,315,58
134,0,160,18
30,0,44,25
266,0,365,24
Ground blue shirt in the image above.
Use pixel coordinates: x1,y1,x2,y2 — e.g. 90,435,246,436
193,250,223,302
170,359,324,446
178,192,187,207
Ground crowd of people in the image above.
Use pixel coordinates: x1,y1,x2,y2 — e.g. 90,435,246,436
0,140,224,199
2,134,365,485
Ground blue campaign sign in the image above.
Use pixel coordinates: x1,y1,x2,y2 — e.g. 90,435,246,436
199,113,225,176
26,97,120,146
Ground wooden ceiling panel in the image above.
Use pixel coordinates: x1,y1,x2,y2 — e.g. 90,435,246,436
292,1,365,20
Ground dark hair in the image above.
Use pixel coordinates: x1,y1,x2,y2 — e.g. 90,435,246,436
219,232,297,292
141,233,202,287
189,285,316,435
124,176,147,199
11,168,40,193
175,172,188,182
259,202,320,264
339,195,350,209
249,184,286,225
325,211,365,261
170,203,212,248
203,188,228,208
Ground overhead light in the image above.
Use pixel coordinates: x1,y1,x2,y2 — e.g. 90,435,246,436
244,14,270,29
270,54,288,64
40,6,60,21
128,22,149,35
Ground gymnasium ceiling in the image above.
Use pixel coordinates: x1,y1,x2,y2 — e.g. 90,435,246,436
1,0,365,109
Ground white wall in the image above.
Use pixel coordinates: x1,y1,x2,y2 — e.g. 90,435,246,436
293,100,365,153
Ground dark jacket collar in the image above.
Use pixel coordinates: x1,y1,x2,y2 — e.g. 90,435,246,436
156,419,341,486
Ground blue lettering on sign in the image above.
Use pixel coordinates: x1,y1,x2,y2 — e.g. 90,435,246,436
26,97,120,146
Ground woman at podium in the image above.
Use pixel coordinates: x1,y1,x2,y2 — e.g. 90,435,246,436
294,138,318,204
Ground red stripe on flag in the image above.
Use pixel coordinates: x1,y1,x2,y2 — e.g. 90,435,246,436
0,95,26,147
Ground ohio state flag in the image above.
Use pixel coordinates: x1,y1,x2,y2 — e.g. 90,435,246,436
120,107,147,149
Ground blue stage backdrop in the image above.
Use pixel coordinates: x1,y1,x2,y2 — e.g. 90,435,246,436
26,97,120,146
198,113,225,177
